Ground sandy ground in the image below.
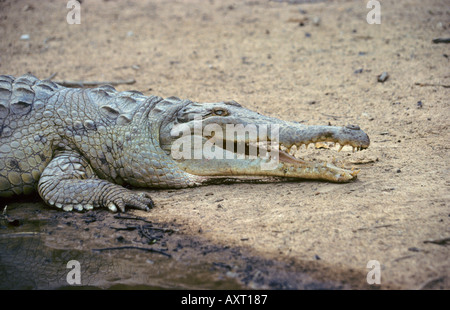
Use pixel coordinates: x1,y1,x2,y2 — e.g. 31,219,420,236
0,0,449,289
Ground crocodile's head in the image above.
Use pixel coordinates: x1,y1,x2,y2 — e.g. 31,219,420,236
156,98,370,183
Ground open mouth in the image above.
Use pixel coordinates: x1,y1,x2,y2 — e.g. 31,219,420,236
169,122,370,182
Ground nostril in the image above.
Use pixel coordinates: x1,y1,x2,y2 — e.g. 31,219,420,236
346,124,361,130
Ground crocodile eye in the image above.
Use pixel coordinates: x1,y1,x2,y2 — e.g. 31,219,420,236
212,108,228,116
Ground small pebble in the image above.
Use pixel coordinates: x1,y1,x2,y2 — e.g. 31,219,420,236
312,16,321,26
377,72,389,83
22,4,34,12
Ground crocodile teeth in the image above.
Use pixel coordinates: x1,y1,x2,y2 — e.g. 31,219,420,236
289,145,297,155
259,140,364,157
351,168,360,177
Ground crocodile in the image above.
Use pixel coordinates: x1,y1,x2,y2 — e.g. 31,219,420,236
0,74,370,212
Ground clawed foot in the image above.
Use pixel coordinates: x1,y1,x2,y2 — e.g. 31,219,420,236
106,191,155,212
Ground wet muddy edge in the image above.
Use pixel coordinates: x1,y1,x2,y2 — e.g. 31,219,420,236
0,199,380,290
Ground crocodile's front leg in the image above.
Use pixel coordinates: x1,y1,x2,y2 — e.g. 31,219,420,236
38,152,154,212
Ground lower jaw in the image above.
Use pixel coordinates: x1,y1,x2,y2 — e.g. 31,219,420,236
175,155,359,183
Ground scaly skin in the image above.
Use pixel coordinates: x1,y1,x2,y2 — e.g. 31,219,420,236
0,74,370,212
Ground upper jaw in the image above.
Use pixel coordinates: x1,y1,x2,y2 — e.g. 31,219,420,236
164,121,370,163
